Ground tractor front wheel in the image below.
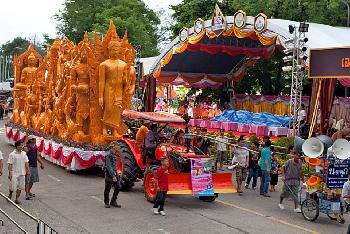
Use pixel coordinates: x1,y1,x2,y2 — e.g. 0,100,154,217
117,142,140,191
144,168,158,203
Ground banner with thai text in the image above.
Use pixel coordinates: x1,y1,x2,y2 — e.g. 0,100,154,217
190,158,214,196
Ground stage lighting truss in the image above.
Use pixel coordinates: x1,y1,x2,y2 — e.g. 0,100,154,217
282,23,309,136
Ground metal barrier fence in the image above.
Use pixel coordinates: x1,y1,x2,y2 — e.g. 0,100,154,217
0,191,58,233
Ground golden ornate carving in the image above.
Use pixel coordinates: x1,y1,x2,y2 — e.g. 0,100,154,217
11,21,136,144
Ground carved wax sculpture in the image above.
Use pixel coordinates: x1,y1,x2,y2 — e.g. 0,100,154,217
124,46,136,110
11,21,135,144
99,37,128,138
71,36,91,141
18,52,39,126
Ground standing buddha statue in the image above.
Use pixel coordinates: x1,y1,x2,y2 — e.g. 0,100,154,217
98,38,128,138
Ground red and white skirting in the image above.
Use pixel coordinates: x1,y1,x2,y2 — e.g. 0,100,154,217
5,126,106,171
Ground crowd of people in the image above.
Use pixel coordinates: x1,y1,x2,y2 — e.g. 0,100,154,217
0,137,44,205
217,133,304,213
154,99,235,120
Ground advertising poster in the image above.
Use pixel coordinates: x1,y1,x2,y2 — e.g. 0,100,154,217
190,158,214,196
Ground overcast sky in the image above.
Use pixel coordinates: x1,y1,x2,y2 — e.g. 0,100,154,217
0,0,182,45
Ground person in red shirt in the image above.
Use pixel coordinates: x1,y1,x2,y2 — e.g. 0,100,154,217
153,157,169,216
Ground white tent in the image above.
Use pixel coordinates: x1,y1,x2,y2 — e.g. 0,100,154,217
268,18,350,49
140,56,158,76
146,17,350,77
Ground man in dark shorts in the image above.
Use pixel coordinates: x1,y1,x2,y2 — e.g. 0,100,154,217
24,136,44,200
278,147,304,213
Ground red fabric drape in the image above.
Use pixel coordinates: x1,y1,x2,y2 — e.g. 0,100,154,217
186,43,275,58
144,76,157,111
339,78,350,87
320,79,337,134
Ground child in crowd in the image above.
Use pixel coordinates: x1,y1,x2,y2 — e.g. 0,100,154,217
153,158,169,216
270,150,280,192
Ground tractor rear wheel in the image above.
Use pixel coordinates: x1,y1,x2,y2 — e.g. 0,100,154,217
117,142,139,191
144,168,158,203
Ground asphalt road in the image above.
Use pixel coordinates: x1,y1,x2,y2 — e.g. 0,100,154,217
0,119,348,234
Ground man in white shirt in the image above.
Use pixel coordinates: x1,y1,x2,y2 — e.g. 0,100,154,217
187,104,193,118
8,140,30,204
215,129,228,171
297,104,307,124
0,150,3,176
232,136,249,193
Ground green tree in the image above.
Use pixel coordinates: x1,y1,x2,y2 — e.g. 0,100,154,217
42,34,55,51
0,37,30,56
54,0,160,57
170,0,350,96
93,0,160,57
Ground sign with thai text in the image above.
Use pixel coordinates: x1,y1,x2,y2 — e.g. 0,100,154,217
326,161,350,188
190,158,214,196
309,47,350,78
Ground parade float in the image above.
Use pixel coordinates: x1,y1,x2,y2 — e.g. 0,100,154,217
5,21,136,170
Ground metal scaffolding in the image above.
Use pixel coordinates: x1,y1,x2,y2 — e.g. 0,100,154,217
283,23,309,136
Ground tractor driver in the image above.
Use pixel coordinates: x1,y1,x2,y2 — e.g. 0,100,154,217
144,123,159,162
136,120,151,149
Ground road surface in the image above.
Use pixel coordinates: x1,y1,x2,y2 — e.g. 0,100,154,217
0,119,348,234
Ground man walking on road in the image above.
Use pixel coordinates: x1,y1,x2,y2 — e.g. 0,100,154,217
215,129,228,171
278,147,304,213
8,140,30,204
24,136,44,200
232,136,249,194
104,142,121,208
259,140,271,197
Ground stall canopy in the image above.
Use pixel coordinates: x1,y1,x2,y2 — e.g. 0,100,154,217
146,9,350,89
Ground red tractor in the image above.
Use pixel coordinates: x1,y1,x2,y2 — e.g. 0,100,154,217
116,110,235,202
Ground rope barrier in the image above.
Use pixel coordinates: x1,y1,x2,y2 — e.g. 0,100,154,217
189,133,290,156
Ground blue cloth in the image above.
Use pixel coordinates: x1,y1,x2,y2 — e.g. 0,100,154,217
260,170,271,194
260,147,271,171
211,110,291,127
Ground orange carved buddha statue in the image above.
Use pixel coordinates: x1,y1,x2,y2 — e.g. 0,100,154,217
123,47,136,110
16,52,38,125
71,43,91,142
99,38,128,138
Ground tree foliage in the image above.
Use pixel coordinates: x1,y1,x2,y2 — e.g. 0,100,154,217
170,0,349,96
54,0,160,56
0,37,30,56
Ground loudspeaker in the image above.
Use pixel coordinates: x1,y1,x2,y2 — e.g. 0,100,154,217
333,139,350,160
294,136,306,153
302,137,324,158
316,135,333,154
